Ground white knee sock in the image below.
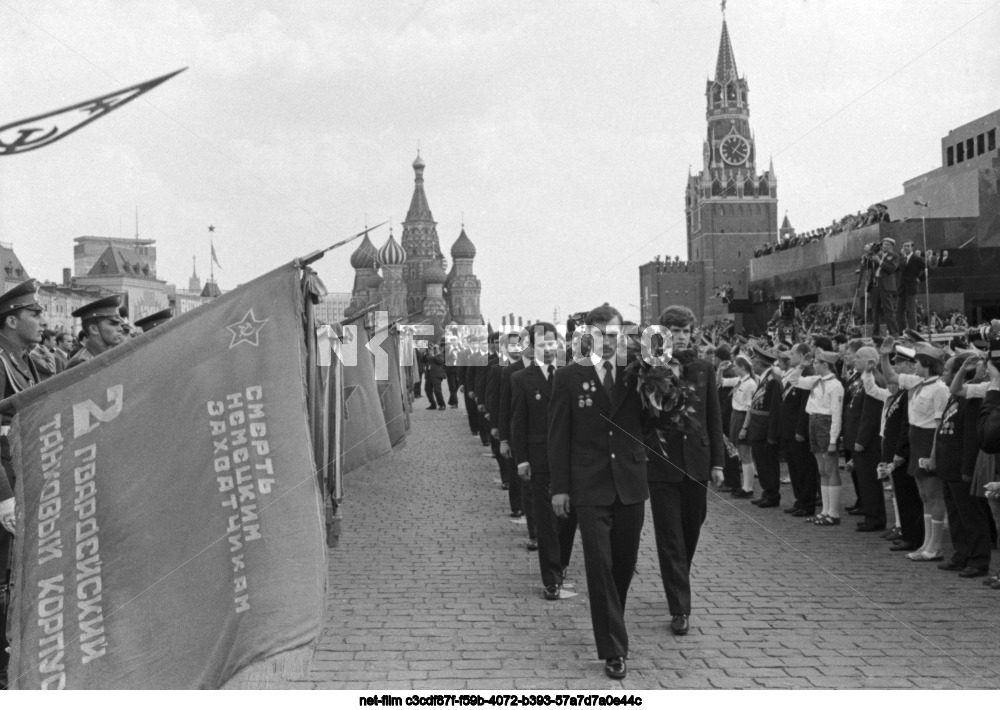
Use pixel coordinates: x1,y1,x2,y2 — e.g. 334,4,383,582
819,485,829,516
827,485,842,518
891,494,900,529
914,514,933,554
741,463,755,492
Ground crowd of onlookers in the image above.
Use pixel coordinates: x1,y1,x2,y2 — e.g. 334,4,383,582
754,204,893,258
707,327,1000,587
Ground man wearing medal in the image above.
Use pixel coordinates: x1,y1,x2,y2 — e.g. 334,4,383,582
548,304,648,680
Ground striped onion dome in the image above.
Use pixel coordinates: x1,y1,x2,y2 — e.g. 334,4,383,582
377,232,407,266
450,228,476,260
349,234,377,269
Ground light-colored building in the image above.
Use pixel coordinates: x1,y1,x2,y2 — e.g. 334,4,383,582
314,292,351,325
74,242,170,321
74,236,156,278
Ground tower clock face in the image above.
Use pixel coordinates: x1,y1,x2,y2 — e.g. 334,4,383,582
720,135,750,165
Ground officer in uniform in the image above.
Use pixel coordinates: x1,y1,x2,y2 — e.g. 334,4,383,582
0,280,45,689
134,307,173,332
66,294,126,368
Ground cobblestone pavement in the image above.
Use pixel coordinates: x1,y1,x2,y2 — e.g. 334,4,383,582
290,403,1000,690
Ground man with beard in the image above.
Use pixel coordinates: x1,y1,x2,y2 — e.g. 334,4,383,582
67,294,126,368
645,306,724,636
0,280,46,689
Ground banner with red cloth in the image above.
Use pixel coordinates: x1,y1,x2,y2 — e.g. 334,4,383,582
4,262,327,688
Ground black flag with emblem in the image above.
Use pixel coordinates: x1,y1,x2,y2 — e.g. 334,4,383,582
0,68,185,156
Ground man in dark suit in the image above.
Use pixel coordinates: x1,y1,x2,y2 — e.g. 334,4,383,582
778,344,818,516
424,342,447,410
474,333,498,447
498,330,534,543
895,240,925,333
851,349,887,531
713,345,741,493
511,322,577,598
487,333,521,515
868,236,900,336
462,333,485,437
549,304,648,680
645,306,724,637
444,332,460,408
747,345,783,507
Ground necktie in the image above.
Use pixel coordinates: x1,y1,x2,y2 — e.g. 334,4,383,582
547,365,554,380
602,361,614,400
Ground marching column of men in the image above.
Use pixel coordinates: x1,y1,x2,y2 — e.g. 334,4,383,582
450,303,726,680
0,282,170,689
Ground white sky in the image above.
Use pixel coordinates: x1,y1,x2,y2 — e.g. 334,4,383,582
1,0,998,326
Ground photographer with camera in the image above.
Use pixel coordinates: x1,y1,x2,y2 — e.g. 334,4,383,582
865,236,901,336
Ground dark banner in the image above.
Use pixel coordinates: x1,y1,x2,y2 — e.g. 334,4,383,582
6,263,327,688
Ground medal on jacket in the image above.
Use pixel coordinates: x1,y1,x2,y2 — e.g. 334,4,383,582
582,382,591,392
535,392,541,401
586,398,593,407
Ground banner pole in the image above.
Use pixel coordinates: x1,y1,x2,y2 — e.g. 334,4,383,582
334,355,344,502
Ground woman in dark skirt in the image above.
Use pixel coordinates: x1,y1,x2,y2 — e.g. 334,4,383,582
881,339,951,561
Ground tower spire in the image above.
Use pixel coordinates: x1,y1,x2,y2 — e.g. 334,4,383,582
715,18,739,84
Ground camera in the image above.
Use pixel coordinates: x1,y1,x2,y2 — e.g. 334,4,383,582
967,324,1000,366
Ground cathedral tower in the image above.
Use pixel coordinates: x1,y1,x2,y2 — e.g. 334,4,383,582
345,233,381,318
686,16,778,322
446,226,482,325
377,228,408,321
400,153,445,318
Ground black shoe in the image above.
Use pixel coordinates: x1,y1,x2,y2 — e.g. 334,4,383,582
426,405,438,410
856,522,886,532
718,485,734,493
731,489,753,499
884,527,902,541
527,539,539,551
792,508,814,517
890,540,922,552
784,506,801,515
938,561,963,571
958,567,989,578
848,508,865,516
756,499,780,509
604,657,627,679
501,483,509,490
450,404,458,409
670,615,689,635
543,585,560,601
509,510,523,518
984,574,1000,586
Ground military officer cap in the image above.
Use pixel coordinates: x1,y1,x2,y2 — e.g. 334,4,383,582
750,343,777,364
815,349,840,365
134,308,173,331
72,294,124,322
913,342,946,361
881,237,896,246
0,278,43,320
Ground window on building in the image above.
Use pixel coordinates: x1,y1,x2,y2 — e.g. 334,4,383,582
744,179,755,197
957,142,965,162
978,133,986,155
966,138,974,160
947,146,954,166
989,129,997,151
711,179,722,196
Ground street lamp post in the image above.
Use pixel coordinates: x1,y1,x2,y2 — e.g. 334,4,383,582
914,200,931,332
